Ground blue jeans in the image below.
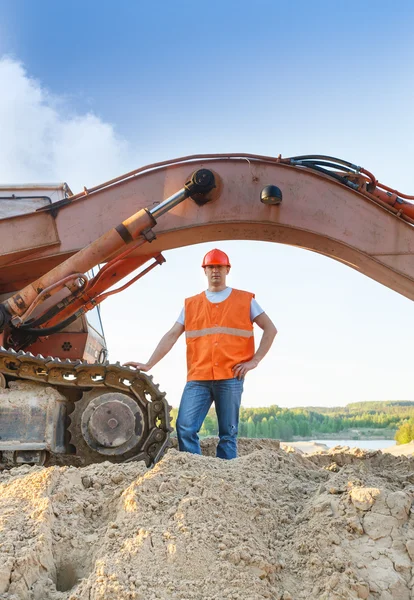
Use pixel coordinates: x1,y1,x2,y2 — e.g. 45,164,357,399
176,378,244,460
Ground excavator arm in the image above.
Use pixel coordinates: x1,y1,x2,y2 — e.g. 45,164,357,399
0,167,216,345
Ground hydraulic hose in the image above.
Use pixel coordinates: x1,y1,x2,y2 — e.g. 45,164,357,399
289,160,359,189
292,160,354,173
19,304,68,329
288,155,361,170
15,313,78,336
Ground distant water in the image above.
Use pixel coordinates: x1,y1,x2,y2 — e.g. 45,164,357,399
311,439,396,451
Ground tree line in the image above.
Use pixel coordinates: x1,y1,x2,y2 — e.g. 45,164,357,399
170,401,414,442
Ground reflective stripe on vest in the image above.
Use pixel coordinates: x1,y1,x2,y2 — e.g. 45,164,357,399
185,326,254,339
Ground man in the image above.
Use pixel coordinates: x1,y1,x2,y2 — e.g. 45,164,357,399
125,248,277,459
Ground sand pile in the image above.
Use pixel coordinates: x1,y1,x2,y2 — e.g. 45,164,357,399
0,440,413,600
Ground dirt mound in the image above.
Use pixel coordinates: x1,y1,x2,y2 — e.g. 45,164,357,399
169,436,281,456
0,441,414,599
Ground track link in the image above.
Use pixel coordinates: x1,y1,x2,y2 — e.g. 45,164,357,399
0,347,173,467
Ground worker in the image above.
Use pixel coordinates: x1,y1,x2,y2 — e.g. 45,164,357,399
124,248,277,459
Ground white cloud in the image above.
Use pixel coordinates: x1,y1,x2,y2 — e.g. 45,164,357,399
0,57,130,191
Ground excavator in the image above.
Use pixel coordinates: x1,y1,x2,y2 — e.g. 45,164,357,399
0,154,413,468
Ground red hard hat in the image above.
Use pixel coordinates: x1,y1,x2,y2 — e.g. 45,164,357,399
202,249,231,268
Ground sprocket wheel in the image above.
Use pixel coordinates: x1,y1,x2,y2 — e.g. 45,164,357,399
68,385,172,466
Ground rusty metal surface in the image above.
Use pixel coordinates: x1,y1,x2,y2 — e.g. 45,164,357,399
5,209,154,317
28,332,89,362
26,314,106,363
0,347,172,466
0,155,412,300
69,390,147,462
0,382,66,453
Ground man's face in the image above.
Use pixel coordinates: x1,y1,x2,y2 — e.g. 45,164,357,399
204,264,230,286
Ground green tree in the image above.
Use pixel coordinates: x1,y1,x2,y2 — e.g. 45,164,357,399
261,417,270,439
298,419,310,437
247,417,256,438
395,421,414,445
268,416,276,438
239,420,247,437
200,413,217,436
279,421,293,441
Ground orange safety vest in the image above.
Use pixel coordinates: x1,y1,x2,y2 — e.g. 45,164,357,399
184,288,255,381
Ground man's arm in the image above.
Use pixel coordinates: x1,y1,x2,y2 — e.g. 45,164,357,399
232,312,277,379
124,322,185,372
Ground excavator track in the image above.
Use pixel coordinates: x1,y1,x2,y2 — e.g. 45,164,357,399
0,347,173,467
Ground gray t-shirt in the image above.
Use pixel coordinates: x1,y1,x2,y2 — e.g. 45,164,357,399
176,287,264,326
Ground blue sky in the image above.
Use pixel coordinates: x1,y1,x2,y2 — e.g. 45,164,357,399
0,0,413,408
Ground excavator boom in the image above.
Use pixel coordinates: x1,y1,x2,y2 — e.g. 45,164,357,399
0,154,412,301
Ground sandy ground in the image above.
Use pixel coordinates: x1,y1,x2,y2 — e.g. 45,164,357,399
381,440,414,457
0,438,414,600
281,441,329,454
283,440,414,458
